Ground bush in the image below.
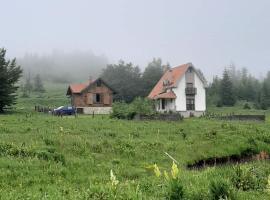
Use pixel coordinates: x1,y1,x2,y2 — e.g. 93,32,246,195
166,178,185,200
216,100,223,107
111,97,154,120
243,103,251,109
231,165,268,191
209,178,235,200
111,101,135,120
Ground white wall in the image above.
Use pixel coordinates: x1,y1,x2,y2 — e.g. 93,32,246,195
155,99,176,112
173,76,186,111
194,73,206,111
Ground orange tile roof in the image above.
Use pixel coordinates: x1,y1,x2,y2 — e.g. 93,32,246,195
69,83,88,93
148,63,191,99
154,91,176,99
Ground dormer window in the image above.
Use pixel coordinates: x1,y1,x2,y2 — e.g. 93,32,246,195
163,79,170,86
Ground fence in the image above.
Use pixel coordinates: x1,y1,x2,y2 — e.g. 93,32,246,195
34,105,52,113
204,112,266,122
134,113,183,121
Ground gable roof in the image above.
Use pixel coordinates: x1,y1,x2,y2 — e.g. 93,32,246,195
148,63,191,99
154,91,176,99
66,78,116,95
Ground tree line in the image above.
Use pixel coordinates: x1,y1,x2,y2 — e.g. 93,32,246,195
21,73,45,97
101,58,168,103
207,65,270,109
1,47,270,112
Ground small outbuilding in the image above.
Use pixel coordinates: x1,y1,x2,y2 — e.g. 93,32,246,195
66,78,116,114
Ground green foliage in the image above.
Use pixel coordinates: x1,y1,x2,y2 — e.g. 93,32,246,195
208,65,270,110
0,48,23,112
166,178,185,200
101,60,142,102
243,103,251,109
111,97,154,119
141,58,165,97
101,59,169,102
231,165,268,191
209,178,235,200
220,69,236,106
33,74,45,93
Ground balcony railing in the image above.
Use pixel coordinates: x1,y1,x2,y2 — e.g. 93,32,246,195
185,87,197,95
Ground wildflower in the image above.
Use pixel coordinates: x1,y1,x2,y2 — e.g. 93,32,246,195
164,170,170,181
60,127,64,132
153,164,161,177
110,169,119,187
171,161,179,179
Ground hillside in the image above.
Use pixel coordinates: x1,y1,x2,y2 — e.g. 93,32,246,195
0,85,269,199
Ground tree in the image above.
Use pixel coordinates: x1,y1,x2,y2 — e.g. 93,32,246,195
207,76,221,105
259,72,270,109
141,58,164,97
23,72,33,96
0,48,23,112
220,69,236,106
101,60,142,102
33,74,45,93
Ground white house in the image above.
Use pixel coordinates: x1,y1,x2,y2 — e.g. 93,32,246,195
148,63,206,117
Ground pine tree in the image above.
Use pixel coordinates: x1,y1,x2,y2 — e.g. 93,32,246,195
24,73,33,95
0,48,23,112
220,69,236,106
259,73,270,109
33,74,45,93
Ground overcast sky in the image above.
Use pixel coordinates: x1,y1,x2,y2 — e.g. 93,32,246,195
1,0,270,80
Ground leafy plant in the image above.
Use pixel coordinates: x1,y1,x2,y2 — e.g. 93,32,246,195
209,178,235,200
231,165,268,191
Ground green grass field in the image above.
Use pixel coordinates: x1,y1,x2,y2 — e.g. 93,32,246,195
0,84,269,199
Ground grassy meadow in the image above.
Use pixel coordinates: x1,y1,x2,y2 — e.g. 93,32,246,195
0,83,269,199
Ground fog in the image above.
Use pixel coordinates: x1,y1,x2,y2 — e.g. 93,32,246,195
18,50,108,83
2,0,270,81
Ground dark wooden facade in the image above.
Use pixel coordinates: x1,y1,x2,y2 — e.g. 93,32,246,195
67,78,115,107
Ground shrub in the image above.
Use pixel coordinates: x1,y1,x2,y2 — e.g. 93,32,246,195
111,97,154,120
111,101,135,120
243,103,251,109
216,100,223,107
231,165,268,191
166,178,185,200
209,178,235,200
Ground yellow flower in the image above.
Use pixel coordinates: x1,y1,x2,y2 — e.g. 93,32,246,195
110,169,119,187
171,161,179,179
164,170,170,181
153,164,161,178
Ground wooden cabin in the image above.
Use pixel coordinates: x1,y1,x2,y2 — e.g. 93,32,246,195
66,78,115,114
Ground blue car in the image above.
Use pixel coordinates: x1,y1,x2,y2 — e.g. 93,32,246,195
53,106,76,116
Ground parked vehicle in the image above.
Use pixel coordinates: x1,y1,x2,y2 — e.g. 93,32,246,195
53,106,76,116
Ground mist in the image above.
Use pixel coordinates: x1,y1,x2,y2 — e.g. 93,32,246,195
18,50,108,83
2,0,270,81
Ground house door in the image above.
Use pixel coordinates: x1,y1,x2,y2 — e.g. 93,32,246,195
161,99,166,110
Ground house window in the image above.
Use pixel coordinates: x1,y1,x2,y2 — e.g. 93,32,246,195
96,80,101,87
186,98,195,110
94,93,102,103
161,99,166,110
187,83,193,88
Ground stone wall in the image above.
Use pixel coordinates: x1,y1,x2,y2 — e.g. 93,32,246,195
179,111,205,118
134,113,183,121
77,107,112,115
